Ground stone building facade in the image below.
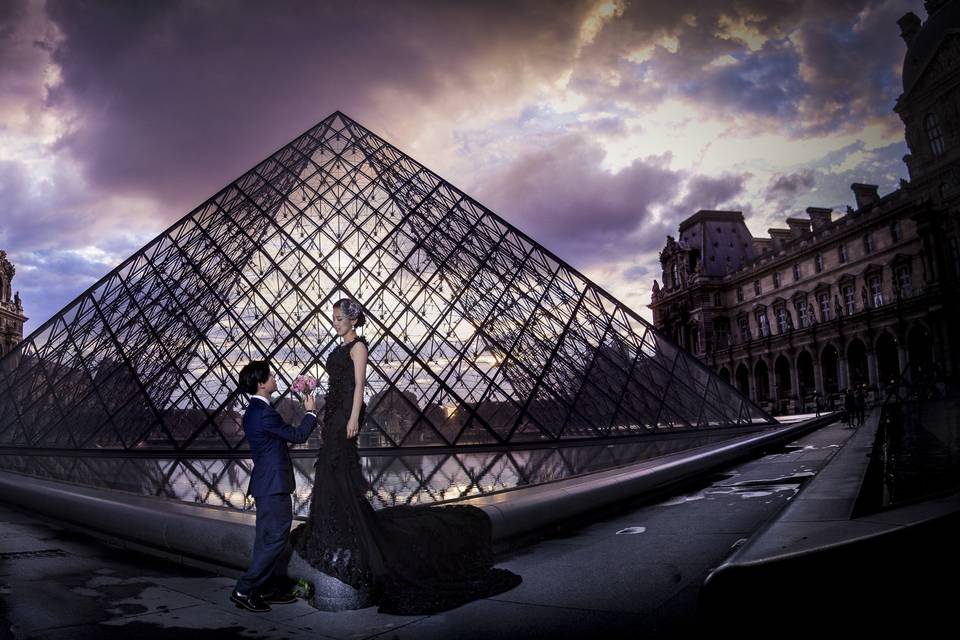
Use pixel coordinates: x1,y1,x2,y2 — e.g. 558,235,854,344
0,250,27,357
650,0,960,412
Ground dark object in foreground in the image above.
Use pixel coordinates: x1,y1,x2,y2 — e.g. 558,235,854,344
292,336,522,615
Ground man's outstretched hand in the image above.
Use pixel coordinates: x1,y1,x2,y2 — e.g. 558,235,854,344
304,392,317,412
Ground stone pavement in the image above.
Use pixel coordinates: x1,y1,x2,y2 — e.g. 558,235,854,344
1,421,855,640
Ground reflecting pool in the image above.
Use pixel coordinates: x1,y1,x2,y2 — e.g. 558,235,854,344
0,428,769,516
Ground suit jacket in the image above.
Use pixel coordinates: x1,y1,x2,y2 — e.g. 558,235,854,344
244,398,318,497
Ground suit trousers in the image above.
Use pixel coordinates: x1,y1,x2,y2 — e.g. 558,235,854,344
235,493,293,595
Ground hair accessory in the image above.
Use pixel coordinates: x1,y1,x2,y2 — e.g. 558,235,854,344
342,299,362,320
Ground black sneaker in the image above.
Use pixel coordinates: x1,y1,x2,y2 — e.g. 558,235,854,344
262,591,298,605
231,590,271,613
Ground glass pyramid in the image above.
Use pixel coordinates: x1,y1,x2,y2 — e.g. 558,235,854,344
0,112,774,453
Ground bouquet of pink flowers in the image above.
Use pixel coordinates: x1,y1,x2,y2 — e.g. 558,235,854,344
291,375,317,395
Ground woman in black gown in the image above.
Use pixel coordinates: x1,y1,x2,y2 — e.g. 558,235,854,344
293,298,521,615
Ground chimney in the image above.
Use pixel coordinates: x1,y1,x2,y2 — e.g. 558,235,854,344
806,206,833,230
898,12,921,45
768,228,792,250
785,218,812,238
753,238,772,254
851,183,880,210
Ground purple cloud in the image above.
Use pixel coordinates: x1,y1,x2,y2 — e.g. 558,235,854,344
43,0,589,215
0,160,92,252
478,133,683,263
766,169,817,200
11,249,115,330
622,264,650,280
573,0,923,134
808,140,908,209
0,0,54,129
792,0,919,134
667,172,751,220
0,0,928,337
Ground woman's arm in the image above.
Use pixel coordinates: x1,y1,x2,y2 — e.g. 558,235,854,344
347,341,368,438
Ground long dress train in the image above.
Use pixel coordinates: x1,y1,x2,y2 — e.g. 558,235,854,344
292,336,521,615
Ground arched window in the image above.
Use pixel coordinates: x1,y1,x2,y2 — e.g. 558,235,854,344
925,112,945,157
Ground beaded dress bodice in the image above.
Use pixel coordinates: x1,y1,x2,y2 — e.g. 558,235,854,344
321,336,366,448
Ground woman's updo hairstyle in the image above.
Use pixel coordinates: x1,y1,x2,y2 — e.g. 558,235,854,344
334,297,366,328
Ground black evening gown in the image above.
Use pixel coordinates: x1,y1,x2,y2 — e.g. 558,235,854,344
292,336,521,615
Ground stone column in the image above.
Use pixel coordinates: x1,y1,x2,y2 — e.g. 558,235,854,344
934,317,953,378
813,358,824,397
839,355,849,390
768,361,778,407
897,344,909,382
867,349,879,388
791,357,802,411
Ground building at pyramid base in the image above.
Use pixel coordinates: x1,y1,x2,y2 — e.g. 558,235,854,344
0,113,773,455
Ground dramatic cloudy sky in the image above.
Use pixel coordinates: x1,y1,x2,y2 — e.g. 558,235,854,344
1,0,924,335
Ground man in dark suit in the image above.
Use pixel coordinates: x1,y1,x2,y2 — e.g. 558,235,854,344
230,360,318,613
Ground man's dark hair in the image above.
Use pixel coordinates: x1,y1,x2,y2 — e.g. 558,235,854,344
238,360,271,395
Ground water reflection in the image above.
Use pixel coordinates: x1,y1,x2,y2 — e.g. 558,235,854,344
0,431,751,517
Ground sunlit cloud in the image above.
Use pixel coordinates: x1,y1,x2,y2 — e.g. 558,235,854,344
0,0,925,337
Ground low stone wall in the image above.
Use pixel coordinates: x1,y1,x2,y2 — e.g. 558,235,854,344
0,413,836,609
699,407,960,632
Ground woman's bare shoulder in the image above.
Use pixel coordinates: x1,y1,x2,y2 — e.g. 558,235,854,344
349,338,368,356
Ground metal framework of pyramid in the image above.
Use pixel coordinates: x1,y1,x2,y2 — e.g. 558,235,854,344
0,112,774,453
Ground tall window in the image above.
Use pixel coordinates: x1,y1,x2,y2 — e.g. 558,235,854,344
838,243,848,264
815,253,824,273
714,318,731,347
863,232,874,255
775,306,790,334
714,292,722,307
817,291,831,322
795,298,808,329
793,263,801,281
894,263,912,297
890,221,903,243
738,315,751,341
755,310,770,337
869,274,884,307
736,286,744,302
754,280,762,296
925,112,946,157
842,283,856,315
773,271,781,289
671,262,680,288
